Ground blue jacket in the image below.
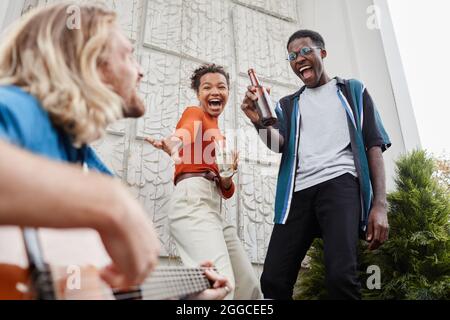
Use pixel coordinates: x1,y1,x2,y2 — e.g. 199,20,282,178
0,85,112,175
258,78,391,236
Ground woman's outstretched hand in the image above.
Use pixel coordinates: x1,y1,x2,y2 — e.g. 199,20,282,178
145,135,182,164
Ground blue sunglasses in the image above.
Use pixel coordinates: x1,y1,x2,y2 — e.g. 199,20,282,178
287,46,322,61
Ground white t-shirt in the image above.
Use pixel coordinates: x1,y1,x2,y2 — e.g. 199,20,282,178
294,79,357,192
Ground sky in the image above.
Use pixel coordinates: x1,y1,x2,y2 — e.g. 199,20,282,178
387,0,450,156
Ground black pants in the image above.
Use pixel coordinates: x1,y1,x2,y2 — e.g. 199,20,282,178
261,173,362,300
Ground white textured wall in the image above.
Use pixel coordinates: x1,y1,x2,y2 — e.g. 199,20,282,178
10,0,415,269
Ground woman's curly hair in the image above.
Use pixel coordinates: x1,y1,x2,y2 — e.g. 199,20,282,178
190,64,230,92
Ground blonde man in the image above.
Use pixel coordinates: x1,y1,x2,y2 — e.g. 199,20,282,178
0,3,231,299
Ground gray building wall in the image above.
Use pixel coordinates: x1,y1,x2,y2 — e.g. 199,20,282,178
0,0,420,271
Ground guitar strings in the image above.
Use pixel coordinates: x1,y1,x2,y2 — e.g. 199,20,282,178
33,271,209,296
58,274,211,300
66,279,212,301
34,276,210,300
29,267,215,300
33,272,209,295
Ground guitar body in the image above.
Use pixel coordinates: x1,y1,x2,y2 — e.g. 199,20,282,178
0,227,30,300
0,227,113,300
0,264,30,300
0,227,212,300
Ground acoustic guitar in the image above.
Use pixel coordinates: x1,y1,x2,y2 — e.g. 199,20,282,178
0,227,213,300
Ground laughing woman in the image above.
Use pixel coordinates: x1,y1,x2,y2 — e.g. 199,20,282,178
146,64,261,300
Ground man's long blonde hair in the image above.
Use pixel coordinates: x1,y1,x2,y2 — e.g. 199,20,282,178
0,2,123,146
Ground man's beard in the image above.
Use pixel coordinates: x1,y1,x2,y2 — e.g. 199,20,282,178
123,90,146,118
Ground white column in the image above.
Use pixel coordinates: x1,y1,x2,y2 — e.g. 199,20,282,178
374,0,422,152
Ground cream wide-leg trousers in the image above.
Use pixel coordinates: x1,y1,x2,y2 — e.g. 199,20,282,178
168,177,262,300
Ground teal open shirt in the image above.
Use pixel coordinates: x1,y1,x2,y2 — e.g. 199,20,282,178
266,78,391,237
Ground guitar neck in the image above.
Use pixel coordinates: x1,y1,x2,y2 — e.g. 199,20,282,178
118,266,213,300
0,227,216,300
22,228,56,300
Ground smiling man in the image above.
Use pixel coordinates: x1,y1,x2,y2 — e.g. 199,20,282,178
241,29,392,300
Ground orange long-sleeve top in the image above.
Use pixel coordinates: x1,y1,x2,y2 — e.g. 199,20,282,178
174,106,235,199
